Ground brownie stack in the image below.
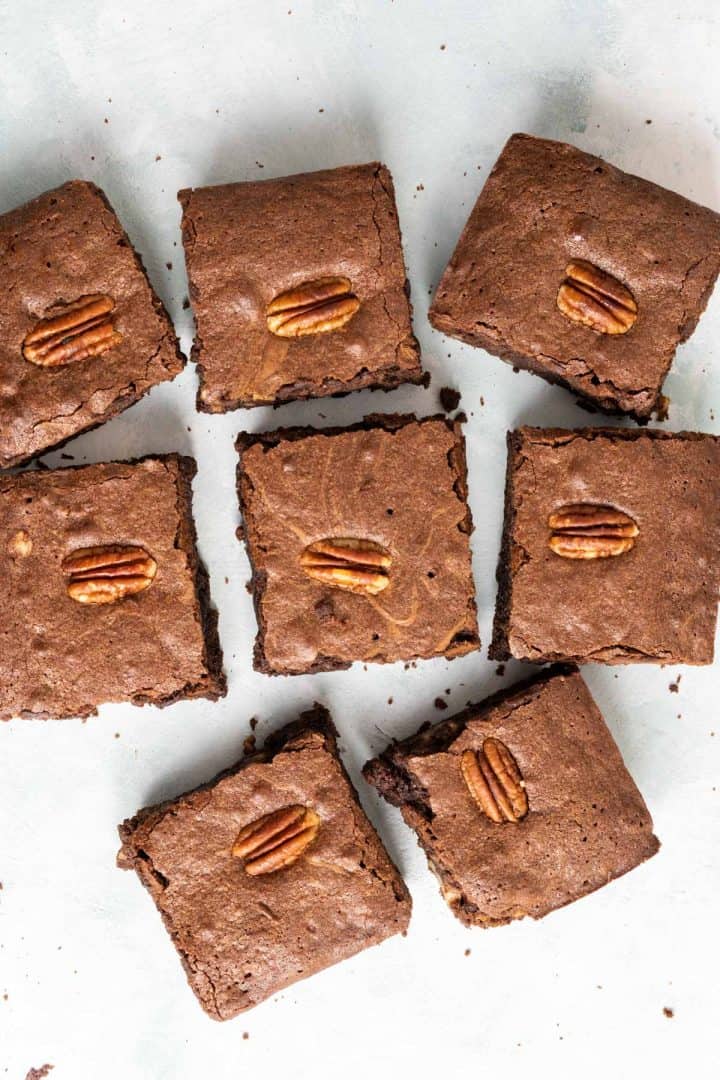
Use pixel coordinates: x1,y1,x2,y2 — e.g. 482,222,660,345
2,134,719,1020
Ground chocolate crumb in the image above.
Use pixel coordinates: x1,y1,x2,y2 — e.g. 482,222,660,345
495,664,506,676
242,1031,250,1040
165,261,173,270
663,1007,674,1018
669,675,682,693
434,697,448,710
464,948,471,956
25,1068,54,1080
243,734,256,755
439,386,461,412
60,453,74,460
250,717,258,731
387,697,393,705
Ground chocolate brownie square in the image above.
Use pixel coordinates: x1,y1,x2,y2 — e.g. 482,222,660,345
490,426,720,665
0,181,183,468
118,706,411,1019
236,413,479,675
429,134,720,421
0,455,224,720
364,667,659,926
178,163,423,411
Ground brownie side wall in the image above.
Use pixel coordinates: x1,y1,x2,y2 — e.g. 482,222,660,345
488,430,520,661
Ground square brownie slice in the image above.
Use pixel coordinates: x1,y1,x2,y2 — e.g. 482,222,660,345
179,163,423,411
118,706,411,1019
0,454,224,720
0,181,184,468
490,426,720,665
429,134,720,421
236,413,479,675
364,667,659,927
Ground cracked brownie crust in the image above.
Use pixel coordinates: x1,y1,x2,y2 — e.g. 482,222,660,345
236,413,480,675
117,706,411,1020
0,180,184,468
364,667,659,926
0,454,225,720
429,133,720,421
179,162,423,411
490,426,720,665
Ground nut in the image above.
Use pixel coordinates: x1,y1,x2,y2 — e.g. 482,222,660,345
232,805,321,876
299,537,391,595
23,294,123,367
548,504,638,559
266,277,360,338
7,530,33,558
461,739,528,824
61,544,157,604
556,260,637,335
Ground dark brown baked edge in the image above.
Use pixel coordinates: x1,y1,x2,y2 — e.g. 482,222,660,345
6,453,225,720
117,704,411,1020
2,181,185,470
235,412,480,675
428,309,663,422
489,426,720,663
178,163,425,415
363,665,659,927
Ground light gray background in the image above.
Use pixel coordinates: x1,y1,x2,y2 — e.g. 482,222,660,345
1,1,719,1077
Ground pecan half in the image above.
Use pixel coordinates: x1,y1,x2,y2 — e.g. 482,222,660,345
556,260,637,335
7,530,32,558
548,504,638,559
266,277,360,337
62,544,157,604
299,537,391,595
23,294,123,367
232,805,321,875
461,740,528,824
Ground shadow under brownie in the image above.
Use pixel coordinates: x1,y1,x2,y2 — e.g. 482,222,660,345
429,133,720,421
364,667,659,927
236,413,480,675
490,426,720,665
0,454,224,720
118,706,411,1020
179,162,423,412
0,180,184,468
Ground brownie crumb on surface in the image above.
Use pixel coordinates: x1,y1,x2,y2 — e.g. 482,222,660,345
25,1067,54,1080
669,676,682,693
434,697,448,710
663,1007,674,1019
439,386,461,412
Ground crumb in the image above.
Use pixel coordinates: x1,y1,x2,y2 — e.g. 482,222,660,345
182,296,190,309
60,453,74,460
512,366,519,373
255,161,264,169
155,154,162,162
445,688,451,695
243,734,256,755
387,697,393,705
165,261,172,270
104,118,109,124
440,43,446,50
318,107,324,113
245,580,253,593
236,525,245,541
455,410,467,424
90,155,95,161
464,948,471,956
663,1007,674,1018
646,119,652,124
669,675,682,693
439,386,461,412
25,1068,54,1080
250,717,258,731
242,1032,249,1040
495,664,505,676
479,396,485,406
114,732,120,739
434,697,448,710
416,183,424,191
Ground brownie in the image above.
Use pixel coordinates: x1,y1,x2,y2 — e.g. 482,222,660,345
118,706,412,1019
429,133,720,421
178,163,423,411
236,413,479,675
0,181,184,468
364,667,659,927
490,426,720,665
0,454,225,720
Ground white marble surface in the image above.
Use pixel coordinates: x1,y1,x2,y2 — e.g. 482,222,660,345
1,1,719,1077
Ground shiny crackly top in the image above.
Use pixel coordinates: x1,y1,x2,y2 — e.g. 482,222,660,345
0,456,213,719
397,670,658,924
119,725,411,1020
238,417,479,673
430,133,720,416
0,180,182,468
179,163,420,410
502,428,720,663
